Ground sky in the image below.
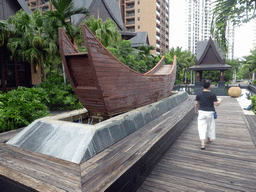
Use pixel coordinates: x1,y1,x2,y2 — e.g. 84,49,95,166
169,0,255,59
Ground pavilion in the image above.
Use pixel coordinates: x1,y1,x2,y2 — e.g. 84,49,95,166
189,37,231,87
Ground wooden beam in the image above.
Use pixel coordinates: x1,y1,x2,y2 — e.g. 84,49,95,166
2,61,6,93
14,60,19,89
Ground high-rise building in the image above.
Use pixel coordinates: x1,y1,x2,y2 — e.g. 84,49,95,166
185,0,235,59
185,0,213,54
253,19,256,49
225,20,235,60
119,0,169,55
24,0,55,12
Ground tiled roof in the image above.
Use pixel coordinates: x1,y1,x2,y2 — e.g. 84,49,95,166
74,0,125,31
104,0,125,31
17,0,32,14
196,39,224,61
129,31,150,48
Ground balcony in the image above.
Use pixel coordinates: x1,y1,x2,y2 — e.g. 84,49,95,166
126,4,135,9
156,11,161,17
126,12,135,17
156,2,160,9
127,26,135,32
126,19,135,25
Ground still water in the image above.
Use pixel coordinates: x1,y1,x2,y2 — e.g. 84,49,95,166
173,86,255,100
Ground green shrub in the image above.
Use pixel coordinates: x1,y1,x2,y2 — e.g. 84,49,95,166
175,79,182,84
37,74,83,110
251,94,256,114
252,79,256,86
0,87,50,132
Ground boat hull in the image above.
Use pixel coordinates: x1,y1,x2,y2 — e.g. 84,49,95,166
58,25,177,116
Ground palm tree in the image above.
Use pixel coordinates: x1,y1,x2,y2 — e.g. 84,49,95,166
0,21,11,47
242,49,256,82
180,50,195,83
165,47,188,82
6,9,57,82
76,16,122,48
138,45,155,57
45,0,89,43
43,0,89,83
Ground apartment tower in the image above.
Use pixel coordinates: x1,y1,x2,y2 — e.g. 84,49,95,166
185,0,235,59
119,0,169,55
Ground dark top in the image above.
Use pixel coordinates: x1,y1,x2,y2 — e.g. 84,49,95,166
195,91,218,111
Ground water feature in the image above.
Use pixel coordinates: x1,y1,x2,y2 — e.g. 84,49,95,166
173,86,256,99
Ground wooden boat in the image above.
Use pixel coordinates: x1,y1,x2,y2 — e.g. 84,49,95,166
58,24,177,117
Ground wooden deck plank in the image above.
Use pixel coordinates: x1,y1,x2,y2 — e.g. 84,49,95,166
0,143,82,191
80,97,195,191
0,127,24,143
0,165,66,192
137,96,256,191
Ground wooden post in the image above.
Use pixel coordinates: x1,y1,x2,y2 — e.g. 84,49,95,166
220,70,224,81
2,63,6,93
196,71,200,81
14,60,19,89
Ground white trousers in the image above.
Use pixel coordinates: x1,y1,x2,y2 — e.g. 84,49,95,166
197,110,215,141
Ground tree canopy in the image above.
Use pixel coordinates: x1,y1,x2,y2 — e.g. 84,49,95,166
211,0,256,53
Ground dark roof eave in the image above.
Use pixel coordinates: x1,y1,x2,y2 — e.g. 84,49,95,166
119,31,137,37
189,64,231,71
17,0,32,14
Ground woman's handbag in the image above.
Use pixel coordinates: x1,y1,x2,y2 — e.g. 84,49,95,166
200,91,217,119
214,111,217,119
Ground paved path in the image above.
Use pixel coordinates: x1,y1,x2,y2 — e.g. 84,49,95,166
137,96,256,191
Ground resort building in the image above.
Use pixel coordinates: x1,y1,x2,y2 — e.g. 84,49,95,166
0,0,41,93
118,0,170,55
185,0,235,59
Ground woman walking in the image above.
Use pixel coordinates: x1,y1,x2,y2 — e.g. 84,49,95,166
195,79,223,150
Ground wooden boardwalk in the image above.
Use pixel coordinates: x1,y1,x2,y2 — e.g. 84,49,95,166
137,96,256,191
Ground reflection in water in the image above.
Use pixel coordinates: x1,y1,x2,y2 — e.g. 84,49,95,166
173,86,256,99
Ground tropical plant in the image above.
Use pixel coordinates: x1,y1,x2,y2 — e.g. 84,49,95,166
242,49,256,81
37,73,83,110
0,87,50,132
6,9,57,82
251,94,256,114
43,0,89,83
211,0,256,53
76,16,122,49
203,70,221,83
45,0,90,43
0,20,11,46
165,47,195,83
225,58,242,81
